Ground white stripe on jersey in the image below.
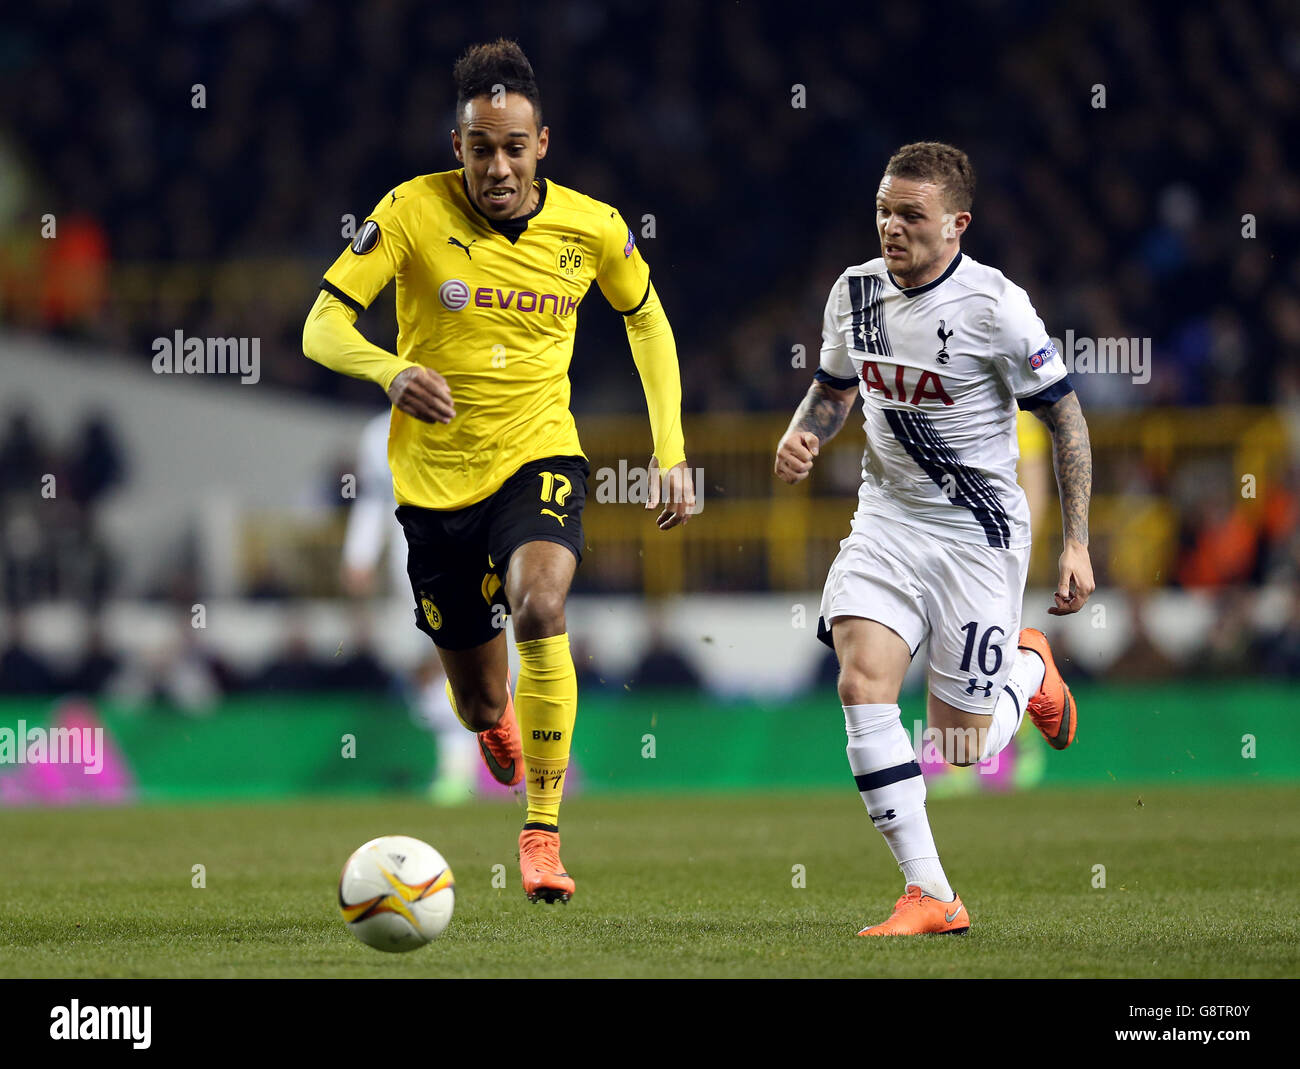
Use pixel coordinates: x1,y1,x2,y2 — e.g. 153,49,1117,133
819,251,1068,548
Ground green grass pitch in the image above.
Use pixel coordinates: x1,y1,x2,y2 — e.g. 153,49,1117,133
1,785,1296,978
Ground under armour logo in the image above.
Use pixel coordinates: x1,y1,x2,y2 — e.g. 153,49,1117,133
448,236,477,259
965,678,993,697
868,809,896,824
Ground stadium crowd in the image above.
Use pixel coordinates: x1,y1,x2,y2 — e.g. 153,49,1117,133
2,1,1300,692
1,0,1298,414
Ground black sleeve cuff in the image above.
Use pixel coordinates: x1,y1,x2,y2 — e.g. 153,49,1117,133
618,280,652,317
320,278,367,315
814,368,859,390
1018,375,1074,410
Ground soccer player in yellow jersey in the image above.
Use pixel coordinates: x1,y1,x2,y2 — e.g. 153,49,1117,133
303,40,694,903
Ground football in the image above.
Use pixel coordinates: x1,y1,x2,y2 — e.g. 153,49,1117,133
338,835,455,952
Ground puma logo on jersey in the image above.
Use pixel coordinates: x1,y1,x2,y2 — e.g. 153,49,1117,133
541,509,568,526
448,236,477,259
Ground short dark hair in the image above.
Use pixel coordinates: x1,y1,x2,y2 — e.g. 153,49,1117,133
453,39,543,129
884,142,975,212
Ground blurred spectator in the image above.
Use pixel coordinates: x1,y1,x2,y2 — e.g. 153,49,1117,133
65,620,121,695
251,621,331,692
1259,464,1300,580
0,614,61,694
0,409,123,607
109,612,238,714
571,636,608,693
1192,588,1263,677
629,621,702,689
245,561,292,601
1259,583,1300,677
38,212,108,332
65,412,125,506
0,411,47,494
1101,589,1180,681
1177,499,1261,588
329,614,395,692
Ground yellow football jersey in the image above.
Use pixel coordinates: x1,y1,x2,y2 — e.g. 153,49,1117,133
321,170,652,510
1016,409,1049,461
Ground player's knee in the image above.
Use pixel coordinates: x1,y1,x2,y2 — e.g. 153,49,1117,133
836,666,899,707
510,588,567,640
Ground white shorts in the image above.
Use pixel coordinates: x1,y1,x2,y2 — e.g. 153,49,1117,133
817,510,1030,713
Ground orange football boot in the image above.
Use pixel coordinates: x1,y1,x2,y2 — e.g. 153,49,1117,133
857,885,970,936
1017,628,1078,750
472,674,522,786
519,829,575,904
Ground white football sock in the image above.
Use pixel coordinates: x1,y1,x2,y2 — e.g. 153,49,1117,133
978,647,1046,761
845,703,953,901
901,858,954,900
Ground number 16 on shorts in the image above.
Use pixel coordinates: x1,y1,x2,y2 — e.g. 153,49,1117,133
958,621,1004,698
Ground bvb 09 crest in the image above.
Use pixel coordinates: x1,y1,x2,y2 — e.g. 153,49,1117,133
421,595,442,630
556,239,584,277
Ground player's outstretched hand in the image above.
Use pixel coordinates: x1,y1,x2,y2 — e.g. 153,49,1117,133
774,430,819,484
646,456,696,530
1049,539,1095,615
387,366,456,424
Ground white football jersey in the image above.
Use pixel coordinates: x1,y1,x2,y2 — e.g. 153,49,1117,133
342,411,408,594
819,251,1069,549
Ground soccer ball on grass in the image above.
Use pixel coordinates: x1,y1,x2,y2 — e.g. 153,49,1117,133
338,835,455,952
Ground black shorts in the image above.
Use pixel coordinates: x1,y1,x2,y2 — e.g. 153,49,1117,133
396,455,589,651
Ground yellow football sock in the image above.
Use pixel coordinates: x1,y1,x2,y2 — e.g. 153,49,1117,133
515,633,578,828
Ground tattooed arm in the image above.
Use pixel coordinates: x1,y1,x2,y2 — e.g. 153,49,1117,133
1033,391,1096,615
774,380,858,484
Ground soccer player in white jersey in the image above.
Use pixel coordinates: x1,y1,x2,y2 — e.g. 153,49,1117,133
341,411,479,804
341,412,414,599
775,142,1095,936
